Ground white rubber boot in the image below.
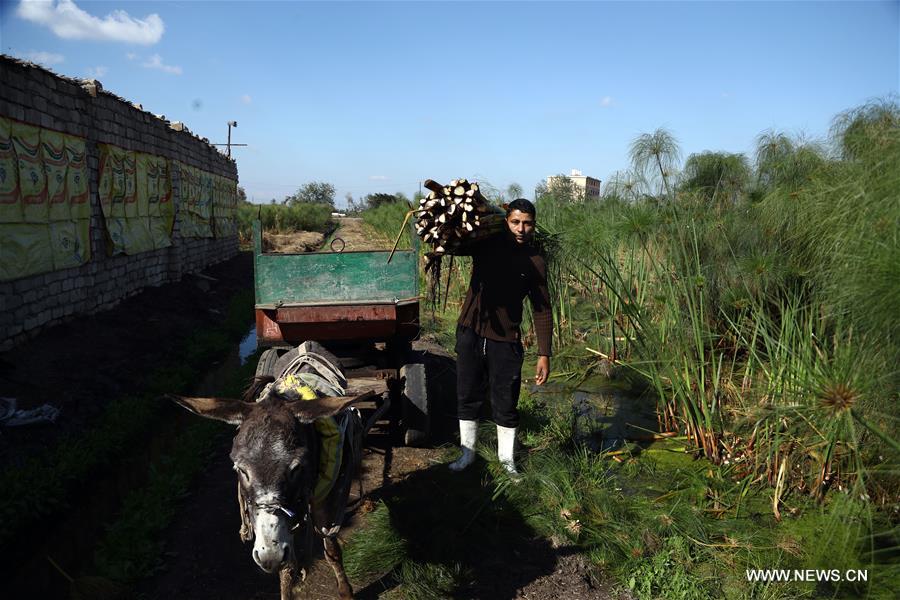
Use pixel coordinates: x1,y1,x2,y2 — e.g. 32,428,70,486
497,425,519,476
449,419,477,471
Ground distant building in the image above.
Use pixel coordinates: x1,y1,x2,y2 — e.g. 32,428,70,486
546,169,601,201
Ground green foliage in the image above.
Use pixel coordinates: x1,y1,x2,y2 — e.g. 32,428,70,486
236,202,333,239
626,536,709,600
754,131,826,191
284,180,336,207
360,200,414,249
344,502,408,580
506,182,524,200
630,127,681,199
506,98,898,597
92,300,258,584
832,97,900,160
393,561,467,600
0,285,255,558
342,97,899,600
602,169,646,202
680,151,751,205
93,419,227,582
364,193,404,209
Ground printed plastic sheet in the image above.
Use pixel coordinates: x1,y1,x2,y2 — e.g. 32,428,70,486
98,143,173,255
212,174,238,237
0,117,19,223
182,163,213,238
0,117,91,281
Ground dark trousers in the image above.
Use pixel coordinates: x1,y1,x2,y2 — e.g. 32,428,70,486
455,325,524,428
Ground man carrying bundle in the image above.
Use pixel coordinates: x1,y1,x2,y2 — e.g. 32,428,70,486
449,198,553,475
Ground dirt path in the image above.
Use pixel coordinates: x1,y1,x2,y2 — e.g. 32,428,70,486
328,217,392,252
263,230,325,253
261,218,389,254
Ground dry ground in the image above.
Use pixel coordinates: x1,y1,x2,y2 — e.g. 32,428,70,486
262,217,391,254
263,230,326,253
328,217,394,252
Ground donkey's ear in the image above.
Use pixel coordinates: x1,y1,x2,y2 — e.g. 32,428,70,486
165,394,251,425
288,390,376,423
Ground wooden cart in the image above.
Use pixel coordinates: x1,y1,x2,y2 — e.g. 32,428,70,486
251,219,431,445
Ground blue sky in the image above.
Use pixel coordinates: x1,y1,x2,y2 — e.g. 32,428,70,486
2,0,898,206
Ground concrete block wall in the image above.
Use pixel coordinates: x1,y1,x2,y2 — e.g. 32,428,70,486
0,56,240,351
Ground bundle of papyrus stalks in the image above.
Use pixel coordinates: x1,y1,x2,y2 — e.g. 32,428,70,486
415,178,506,254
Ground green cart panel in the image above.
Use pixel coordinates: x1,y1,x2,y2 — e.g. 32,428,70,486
253,220,418,306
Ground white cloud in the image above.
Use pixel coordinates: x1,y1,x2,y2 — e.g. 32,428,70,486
125,52,136,60
142,54,182,75
20,49,64,65
240,94,252,105
369,175,388,181
600,96,614,107
17,0,164,45
721,92,731,99
86,65,107,78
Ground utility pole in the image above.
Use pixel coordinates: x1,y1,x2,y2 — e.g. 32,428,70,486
226,120,237,157
213,120,247,157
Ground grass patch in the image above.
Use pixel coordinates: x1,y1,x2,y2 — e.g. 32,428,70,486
0,285,255,559
92,350,259,583
344,458,549,598
92,418,228,582
361,201,414,249
237,201,334,242
345,98,898,598
502,386,900,599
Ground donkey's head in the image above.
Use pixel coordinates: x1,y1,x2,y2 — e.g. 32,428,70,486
166,388,372,574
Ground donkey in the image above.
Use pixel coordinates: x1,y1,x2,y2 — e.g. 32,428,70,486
167,379,376,600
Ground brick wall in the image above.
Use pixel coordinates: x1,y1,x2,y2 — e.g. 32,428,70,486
0,56,240,351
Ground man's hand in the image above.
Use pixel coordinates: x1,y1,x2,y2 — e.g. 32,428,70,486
535,355,550,386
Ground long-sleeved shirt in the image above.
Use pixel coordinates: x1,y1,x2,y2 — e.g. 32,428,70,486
457,233,553,356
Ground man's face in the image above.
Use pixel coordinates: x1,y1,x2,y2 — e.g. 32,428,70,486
506,209,535,245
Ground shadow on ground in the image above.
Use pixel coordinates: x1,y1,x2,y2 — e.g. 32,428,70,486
352,461,560,599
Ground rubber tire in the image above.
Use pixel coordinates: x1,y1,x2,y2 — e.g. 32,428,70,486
401,358,429,447
256,348,282,378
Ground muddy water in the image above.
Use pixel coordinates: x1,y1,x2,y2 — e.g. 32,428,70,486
8,334,256,599
531,379,658,452
238,326,257,365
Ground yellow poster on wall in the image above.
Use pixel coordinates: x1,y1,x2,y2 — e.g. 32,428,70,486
98,143,173,255
177,162,232,239
136,153,149,217
49,219,90,270
0,119,92,281
42,129,69,221
65,135,89,219
0,116,20,223
212,174,237,237
123,151,137,219
99,143,125,254
155,156,173,248
12,121,47,223
124,217,153,255
0,224,52,281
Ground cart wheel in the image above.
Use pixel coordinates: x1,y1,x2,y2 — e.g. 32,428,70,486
256,348,282,378
401,358,429,447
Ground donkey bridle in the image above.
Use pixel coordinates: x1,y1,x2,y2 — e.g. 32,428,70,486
240,422,319,538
